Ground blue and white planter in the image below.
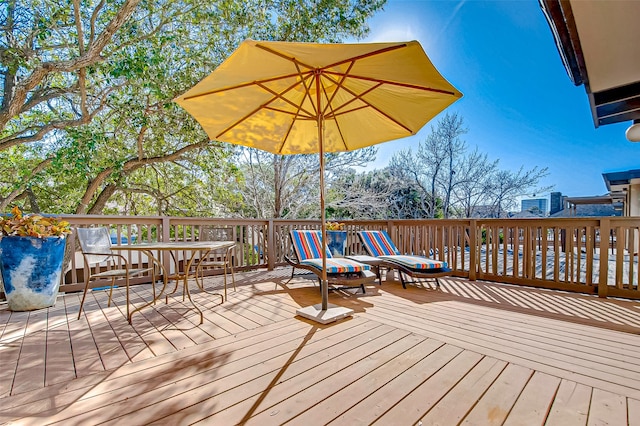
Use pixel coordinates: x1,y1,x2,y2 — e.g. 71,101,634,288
0,236,66,311
326,230,348,257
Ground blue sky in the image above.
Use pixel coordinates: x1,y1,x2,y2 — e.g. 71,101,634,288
354,0,640,197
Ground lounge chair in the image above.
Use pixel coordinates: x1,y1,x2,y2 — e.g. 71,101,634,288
357,230,451,289
285,229,376,293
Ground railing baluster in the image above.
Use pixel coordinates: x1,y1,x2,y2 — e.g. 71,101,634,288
23,215,637,302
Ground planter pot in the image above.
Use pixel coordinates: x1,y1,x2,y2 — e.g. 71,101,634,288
0,236,66,311
326,230,347,257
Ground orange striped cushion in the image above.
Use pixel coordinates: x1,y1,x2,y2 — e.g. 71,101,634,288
380,255,447,270
301,258,370,274
291,230,331,261
358,230,400,256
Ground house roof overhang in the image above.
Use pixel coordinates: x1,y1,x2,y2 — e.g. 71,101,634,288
540,0,640,127
602,169,640,192
564,195,614,205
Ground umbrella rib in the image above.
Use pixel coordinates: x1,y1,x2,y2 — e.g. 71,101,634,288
255,43,317,72
324,71,459,96
213,71,317,139
320,82,349,150
323,80,383,118
252,43,427,99
277,108,301,153
319,43,409,71
254,42,410,76
214,106,265,140
296,61,322,118
320,72,414,133
321,61,355,118
263,105,312,119
182,71,314,100
275,62,314,153
331,104,369,118
252,45,324,120
256,81,315,119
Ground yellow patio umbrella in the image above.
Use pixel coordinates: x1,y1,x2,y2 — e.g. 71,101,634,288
175,39,462,322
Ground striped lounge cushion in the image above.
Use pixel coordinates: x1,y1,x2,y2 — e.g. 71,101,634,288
301,258,371,274
358,230,401,256
380,255,448,271
291,230,331,261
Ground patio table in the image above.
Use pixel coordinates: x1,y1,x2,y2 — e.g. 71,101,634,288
113,241,235,324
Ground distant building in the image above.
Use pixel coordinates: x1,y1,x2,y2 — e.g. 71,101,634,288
550,203,621,217
549,192,564,215
602,169,640,217
550,194,622,217
521,198,547,213
509,209,545,218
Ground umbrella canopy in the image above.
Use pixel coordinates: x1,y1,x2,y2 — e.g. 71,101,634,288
175,40,461,154
175,39,462,318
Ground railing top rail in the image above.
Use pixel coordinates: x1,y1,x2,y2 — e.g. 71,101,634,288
168,217,270,225
474,218,604,225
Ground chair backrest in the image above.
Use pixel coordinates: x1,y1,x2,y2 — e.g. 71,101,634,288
290,230,332,261
199,226,233,242
358,230,401,256
76,227,113,266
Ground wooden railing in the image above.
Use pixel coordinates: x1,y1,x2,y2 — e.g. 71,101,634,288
3,215,639,300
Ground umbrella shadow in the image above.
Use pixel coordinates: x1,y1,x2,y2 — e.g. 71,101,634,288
259,270,379,314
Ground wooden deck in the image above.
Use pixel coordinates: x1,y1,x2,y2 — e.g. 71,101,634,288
2,268,640,425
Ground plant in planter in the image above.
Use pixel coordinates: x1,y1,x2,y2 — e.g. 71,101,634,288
0,206,71,311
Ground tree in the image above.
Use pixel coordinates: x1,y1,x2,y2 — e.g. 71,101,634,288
231,147,376,219
1,0,386,214
486,167,551,218
1,0,143,151
430,113,467,217
387,112,467,218
328,167,398,219
384,113,551,219
450,148,499,217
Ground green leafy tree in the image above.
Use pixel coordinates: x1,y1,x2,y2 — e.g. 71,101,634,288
1,0,386,214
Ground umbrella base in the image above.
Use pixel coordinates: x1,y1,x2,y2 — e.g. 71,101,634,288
296,303,354,324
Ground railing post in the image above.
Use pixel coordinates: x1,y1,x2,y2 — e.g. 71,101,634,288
469,220,477,281
598,218,609,298
267,219,275,271
162,216,172,274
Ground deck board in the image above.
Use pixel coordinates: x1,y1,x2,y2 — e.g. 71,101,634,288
43,300,76,388
503,371,561,425
419,357,508,425
328,343,464,425
588,388,628,425
460,363,533,425
12,309,48,395
362,298,640,398
0,310,29,398
373,349,485,424
3,269,640,424
629,398,640,426
372,295,640,370
291,337,446,425
546,379,592,425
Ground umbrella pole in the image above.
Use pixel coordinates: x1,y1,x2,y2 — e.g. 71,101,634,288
319,107,328,311
295,70,353,324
